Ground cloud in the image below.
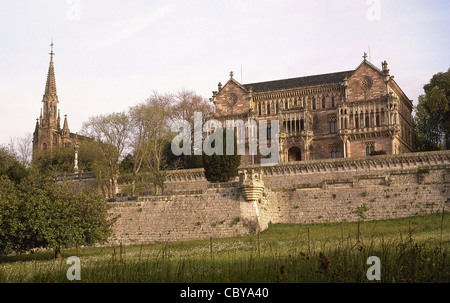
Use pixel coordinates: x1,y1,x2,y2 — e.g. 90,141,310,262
93,4,176,49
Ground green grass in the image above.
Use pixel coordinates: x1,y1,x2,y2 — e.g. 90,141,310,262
1,213,449,283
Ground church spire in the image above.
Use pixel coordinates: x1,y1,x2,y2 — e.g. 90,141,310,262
62,114,70,138
44,41,57,96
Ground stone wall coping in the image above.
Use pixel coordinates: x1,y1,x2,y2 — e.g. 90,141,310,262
57,150,449,183
165,150,449,182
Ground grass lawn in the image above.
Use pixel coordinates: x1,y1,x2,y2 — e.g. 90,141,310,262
1,212,449,283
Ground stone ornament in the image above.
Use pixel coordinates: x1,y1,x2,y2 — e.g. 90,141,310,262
361,76,373,91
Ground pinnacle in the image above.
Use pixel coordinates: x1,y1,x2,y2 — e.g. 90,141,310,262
44,46,57,96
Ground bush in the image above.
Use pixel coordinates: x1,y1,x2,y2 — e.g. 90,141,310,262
203,128,241,183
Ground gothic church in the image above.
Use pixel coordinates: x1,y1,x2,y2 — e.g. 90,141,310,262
32,44,80,158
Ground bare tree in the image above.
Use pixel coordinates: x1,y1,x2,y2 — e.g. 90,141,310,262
141,92,179,194
171,89,214,165
81,112,129,198
9,132,33,167
172,89,214,131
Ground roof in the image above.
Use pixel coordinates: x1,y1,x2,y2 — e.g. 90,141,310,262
243,70,355,93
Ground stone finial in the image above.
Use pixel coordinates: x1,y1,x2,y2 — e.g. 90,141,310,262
218,82,222,91
230,71,234,78
382,60,390,76
239,168,265,201
363,52,368,61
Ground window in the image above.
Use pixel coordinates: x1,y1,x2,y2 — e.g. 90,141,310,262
285,101,289,109
331,150,340,159
355,117,359,128
258,103,262,116
276,103,279,114
300,119,304,131
312,98,316,110
366,145,375,156
267,103,271,115
330,120,337,134
376,115,380,127
322,98,326,109
294,99,298,106
331,97,335,108
365,116,370,128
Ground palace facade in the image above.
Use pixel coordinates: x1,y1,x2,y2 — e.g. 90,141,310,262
211,54,415,165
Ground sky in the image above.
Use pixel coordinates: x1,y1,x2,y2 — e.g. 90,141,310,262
0,0,449,146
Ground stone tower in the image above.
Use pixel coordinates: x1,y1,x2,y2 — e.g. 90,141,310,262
33,42,73,158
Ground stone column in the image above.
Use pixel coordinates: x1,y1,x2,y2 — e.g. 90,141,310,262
73,143,79,173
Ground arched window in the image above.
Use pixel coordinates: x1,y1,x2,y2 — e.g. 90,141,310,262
330,120,337,134
355,117,359,128
366,145,375,156
376,115,380,127
312,98,316,110
365,115,370,128
267,103,271,115
300,119,304,131
288,146,302,162
285,101,289,109
331,149,340,159
258,103,262,116
322,98,326,109
331,97,335,108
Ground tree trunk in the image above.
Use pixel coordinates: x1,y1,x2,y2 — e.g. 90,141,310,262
55,247,62,259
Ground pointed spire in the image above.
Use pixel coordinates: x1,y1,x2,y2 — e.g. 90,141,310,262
44,41,57,96
62,114,70,138
63,114,69,130
57,109,61,129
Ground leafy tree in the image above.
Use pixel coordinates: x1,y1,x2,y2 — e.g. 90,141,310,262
119,153,134,174
0,174,115,258
0,145,29,184
33,147,75,174
0,145,18,175
414,68,450,151
203,128,241,183
6,161,29,184
0,176,23,253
